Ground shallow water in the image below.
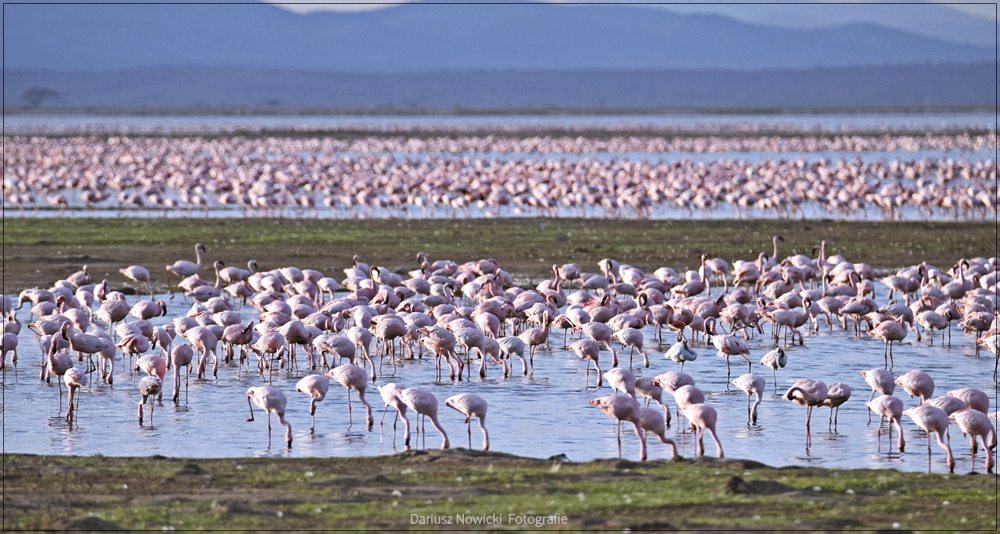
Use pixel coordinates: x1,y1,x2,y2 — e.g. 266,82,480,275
2,281,996,474
3,111,995,133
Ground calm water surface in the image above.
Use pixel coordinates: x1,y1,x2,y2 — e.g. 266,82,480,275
2,281,996,474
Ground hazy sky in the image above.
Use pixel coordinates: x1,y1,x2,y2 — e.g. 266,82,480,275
270,0,995,20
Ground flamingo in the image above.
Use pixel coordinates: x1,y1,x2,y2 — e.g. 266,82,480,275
246,386,293,448
823,382,851,431
445,393,489,450
634,377,670,427
588,394,646,460
860,368,896,424
346,326,376,381
682,403,724,458
496,335,527,377
1,332,18,379
64,367,88,422
638,407,678,459
604,367,636,398
377,382,406,445
613,327,650,368
783,379,828,449
731,373,765,425
135,354,166,401
946,388,989,414
652,370,695,423
894,370,935,405
951,410,995,473
169,344,194,403
166,243,206,287
870,317,907,369
568,339,602,387
672,384,705,434
327,364,373,429
664,339,698,372
517,311,550,374
186,261,225,303
119,265,154,301
419,326,464,381
395,387,449,450
903,404,954,473
579,322,618,368
759,347,787,394
42,338,74,412
708,318,752,388
295,374,331,432
129,299,167,321
137,375,162,425
867,394,905,453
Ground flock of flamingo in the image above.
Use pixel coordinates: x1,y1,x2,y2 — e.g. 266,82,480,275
4,134,996,220
3,235,998,473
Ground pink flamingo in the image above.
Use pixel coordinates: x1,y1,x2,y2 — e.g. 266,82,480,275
42,336,74,411
445,393,489,450
867,394,905,453
946,388,990,414
951,410,995,473
246,386,293,448
870,316,907,369
784,379,828,449
672,384,705,434
119,265,154,301
682,403,724,458
129,299,167,321
894,370,934,405
377,382,406,445
326,364,373,429
653,370,696,423
395,387,449,450
568,339,602,387
135,354,166,401
604,367,636,398
517,310,550,374
731,373,765,425
614,327,650,368
860,368,896,424
419,326,464,381
169,344,194,403
903,404,954,473
295,374,331,432
1,332,18,380
588,394,646,460
186,261,225,302
186,326,220,380
64,367,88,423
708,318,751,389
579,322,618,368
137,375,162,425
346,326,376,381
165,243,206,287
823,382,851,431
634,377,670,427
638,407,678,459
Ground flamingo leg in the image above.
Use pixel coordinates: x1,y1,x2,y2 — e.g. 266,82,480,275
805,405,812,450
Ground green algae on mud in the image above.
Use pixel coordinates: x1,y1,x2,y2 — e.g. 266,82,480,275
2,217,995,292
2,450,996,531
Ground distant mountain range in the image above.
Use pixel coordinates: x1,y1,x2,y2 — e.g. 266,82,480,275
5,63,996,111
3,2,994,112
3,2,995,71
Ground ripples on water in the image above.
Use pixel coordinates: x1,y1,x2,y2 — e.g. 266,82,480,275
2,281,996,474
